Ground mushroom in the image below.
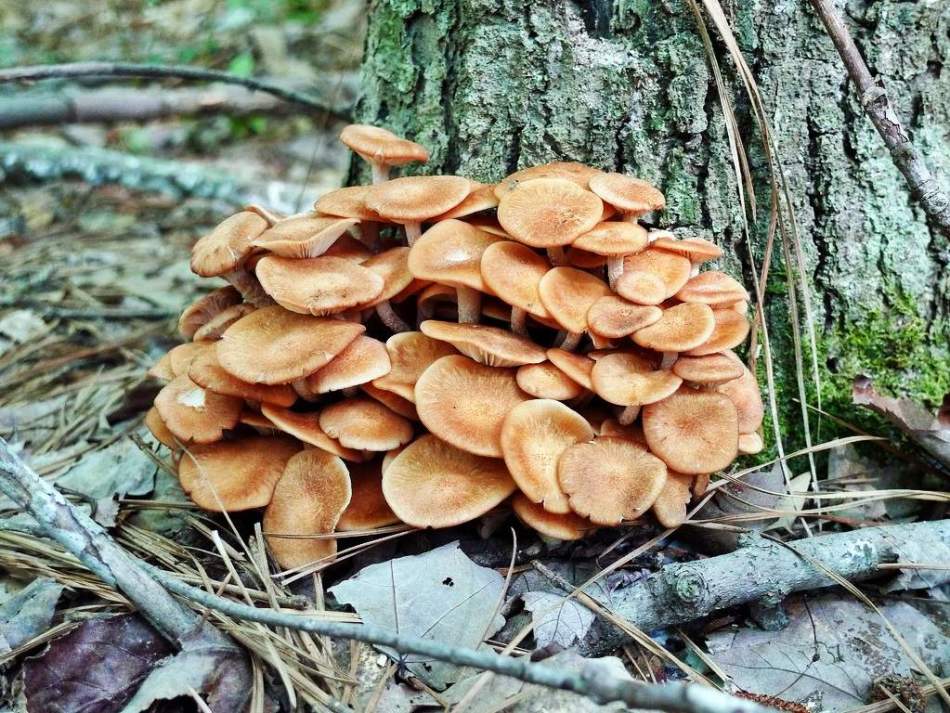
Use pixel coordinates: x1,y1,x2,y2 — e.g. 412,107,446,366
572,221,648,288
365,175,471,246
414,354,529,457
738,432,764,455
154,374,242,444
166,341,211,377
675,271,748,305
144,406,178,449
252,215,359,259
337,459,401,531
339,124,429,184
587,296,662,339
557,437,668,526
642,388,739,474
255,255,384,316
408,219,500,323
319,399,414,451
372,331,458,402
263,449,351,569
480,240,553,335
515,362,585,400
672,352,745,385
260,404,366,462
360,247,415,332
192,303,256,342
305,336,391,395
178,286,242,339
500,399,593,514
511,494,592,541
494,162,602,198
588,173,665,222
431,183,499,221
538,267,611,350
613,270,667,306
545,348,596,390
178,436,300,511
187,346,297,407
632,303,716,355
216,305,364,385
652,236,723,277
190,210,271,305
591,352,683,425
684,309,751,356
381,434,516,528
361,383,419,421
623,248,692,300
148,352,175,382
651,471,695,528
419,320,546,367
715,357,765,433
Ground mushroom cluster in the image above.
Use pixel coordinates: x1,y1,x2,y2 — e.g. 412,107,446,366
146,124,765,569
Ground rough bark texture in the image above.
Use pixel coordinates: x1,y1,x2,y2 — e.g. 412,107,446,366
353,0,950,440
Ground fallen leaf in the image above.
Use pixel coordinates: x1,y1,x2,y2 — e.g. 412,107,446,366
0,578,63,652
330,541,506,688
522,592,596,649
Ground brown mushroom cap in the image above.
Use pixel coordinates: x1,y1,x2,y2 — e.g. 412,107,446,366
500,399,593,514
318,398,414,452
632,303,716,352
361,383,419,421
598,418,648,446
676,271,748,305
738,432,764,455
260,404,365,461
715,358,764,432
496,178,604,248
179,436,300,511
190,211,268,277
571,221,648,256
415,354,529,457
188,347,297,406
538,267,611,333
178,286,243,339
480,241,552,319
263,449,351,569
587,296,662,339
408,220,499,291
516,362,585,400
366,175,471,224
359,247,414,306
252,215,359,259
684,310,751,356
306,336,391,394
623,248,692,299
511,494,592,541
314,185,380,221
339,124,429,167
545,348,595,390
148,352,176,382
381,434,516,528
672,352,745,384
432,183,499,220
567,246,607,269
154,374,242,444
419,320,546,367
255,255,383,316
217,306,364,385
614,270,667,306
557,437,668,525
145,406,178,449
239,407,277,432
642,389,739,474
652,237,723,264
651,471,694,528
167,342,210,377
193,303,256,342
494,162,602,198
588,173,665,215
372,331,458,402
337,459,401,531
591,352,683,406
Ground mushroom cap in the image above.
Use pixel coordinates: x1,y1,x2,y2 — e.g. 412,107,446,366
623,248,692,299
190,211,268,277
511,494,592,541
314,185,380,221
715,358,764,432
372,331,458,402
738,432,764,454
651,470,694,528
239,407,277,432
359,247,414,305
676,271,748,305
614,270,667,306
545,348,595,390
188,346,297,406
557,437,668,526
361,383,419,421
653,237,723,263
432,183,499,220
337,459,401,531
496,178,604,248
415,354,529,457
587,296,662,339
306,336,391,394
480,241,552,319
144,406,178,449
494,162,602,198
217,306,364,385
693,473,710,498
263,449,351,569
242,203,283,226
538,267,611,333
255,255,383,316
672,352,745,384
598,418,648,446
319,398,414,451
154,374,242,444
260,404,365,461
419,320,546,367
500,399,594,514
252,215,359,259
366,175,471,224
572,221,649,256
591,352,683,406
167,341,211,377
466,215,509,236
588,173,665,215
193,303,256,342
323,234,374,263
339,124,429,166
382,434,516,528
516,362,585,400
725,299,749,316
567,246,607,269
409,220,499,291
148,352,175,382
179,436,300,512
178,286,243,339
632,303,716,352
642,389,739,474
684,310,751,356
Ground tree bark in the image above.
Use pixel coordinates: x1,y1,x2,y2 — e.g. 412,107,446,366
353,0,950,435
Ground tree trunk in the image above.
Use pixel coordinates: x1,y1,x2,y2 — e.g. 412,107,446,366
353,0,949,441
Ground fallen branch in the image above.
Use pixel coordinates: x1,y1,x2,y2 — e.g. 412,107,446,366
0,62,349,121
0,437,769,713
808,0,950,236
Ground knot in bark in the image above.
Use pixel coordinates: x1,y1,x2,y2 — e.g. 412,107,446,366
670,565,707,607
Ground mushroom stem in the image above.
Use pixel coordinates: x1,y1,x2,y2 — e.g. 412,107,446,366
558,331,582,351
607,255,625,288
456,287,482,324
659,352,678,369
417,300,436,326
224,268,274,307
546,247,567,266
376,301,412,333
356,221,380,251
404,222,423,247
589,333,614,350
291,379,318,402
689,261,701,277
371,163,390,185
510,307,528,336
618,405,641,426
